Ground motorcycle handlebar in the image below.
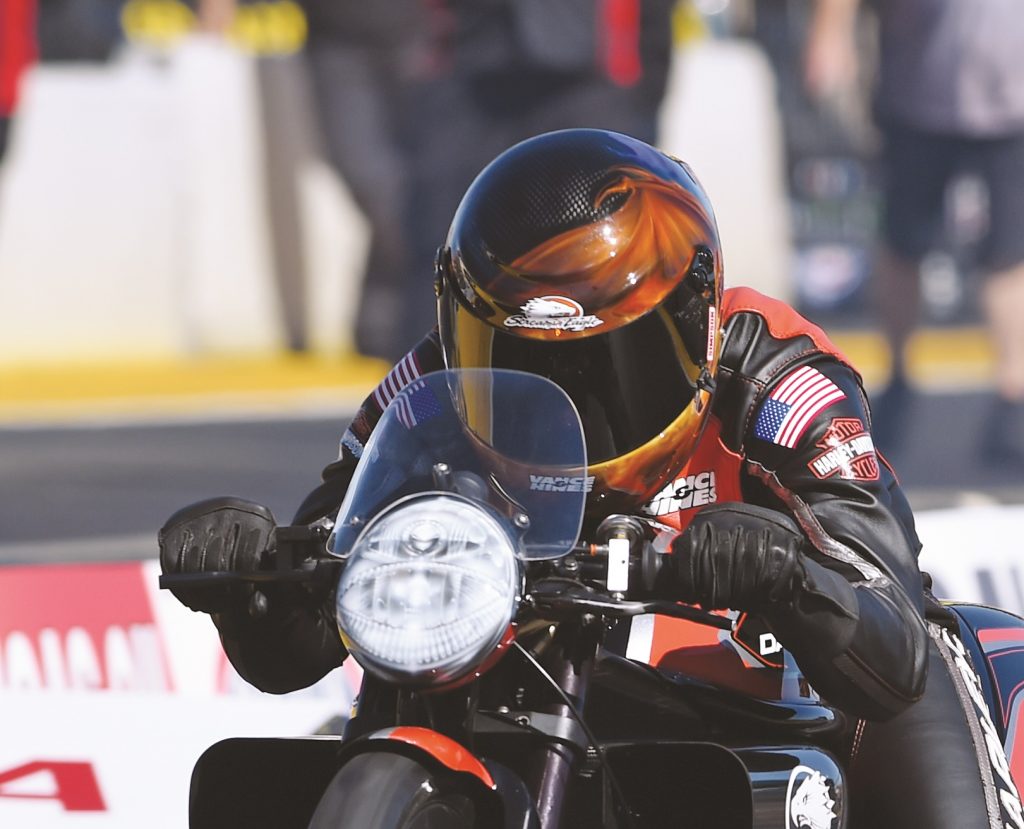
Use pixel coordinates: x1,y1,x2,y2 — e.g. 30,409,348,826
157,515,728,631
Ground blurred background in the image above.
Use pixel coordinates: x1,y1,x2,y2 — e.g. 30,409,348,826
0,0,1021,824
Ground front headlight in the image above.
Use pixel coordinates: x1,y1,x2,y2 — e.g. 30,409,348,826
335,494,520,686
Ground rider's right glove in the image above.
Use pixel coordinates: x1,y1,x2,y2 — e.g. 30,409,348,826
158,496,276,614
662,501,858,621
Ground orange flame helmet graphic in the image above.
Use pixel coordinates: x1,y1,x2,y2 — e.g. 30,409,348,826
437,129,724,518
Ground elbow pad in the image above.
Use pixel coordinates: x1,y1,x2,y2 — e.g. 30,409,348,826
766,559,928,720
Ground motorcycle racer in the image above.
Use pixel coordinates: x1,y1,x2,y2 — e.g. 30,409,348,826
160,129,1022,828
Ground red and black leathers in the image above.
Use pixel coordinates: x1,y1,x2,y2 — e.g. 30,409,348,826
215,287,927,726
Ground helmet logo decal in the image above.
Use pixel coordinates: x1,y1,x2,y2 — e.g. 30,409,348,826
504,295,604,331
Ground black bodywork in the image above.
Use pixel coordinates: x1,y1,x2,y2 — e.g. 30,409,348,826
185,598,1024,829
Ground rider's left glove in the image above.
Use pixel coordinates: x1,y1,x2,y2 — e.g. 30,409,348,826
667,502,808,612
158,497,276,614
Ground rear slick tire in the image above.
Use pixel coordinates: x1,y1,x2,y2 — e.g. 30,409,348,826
308,752,478,829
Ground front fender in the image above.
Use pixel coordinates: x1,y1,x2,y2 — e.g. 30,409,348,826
339,727,539,829
356,727,496,789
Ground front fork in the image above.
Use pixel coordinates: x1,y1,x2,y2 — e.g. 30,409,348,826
524,618,602,829
343,619,604,829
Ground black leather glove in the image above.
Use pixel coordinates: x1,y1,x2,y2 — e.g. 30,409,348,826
158,497,276,614
666,502,808,612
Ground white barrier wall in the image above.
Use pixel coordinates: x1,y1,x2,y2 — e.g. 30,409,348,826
0,58,187,361
659,40,793,303
917,504,1024,613
0,38,789,367
0,42,368,365
0,42,285,361
0,559,359,828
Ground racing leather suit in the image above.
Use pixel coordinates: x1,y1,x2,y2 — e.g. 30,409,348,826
245,288,926,712
216,287,1015,828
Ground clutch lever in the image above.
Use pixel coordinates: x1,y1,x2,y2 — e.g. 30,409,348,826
158,522,342,590
527,579,732,630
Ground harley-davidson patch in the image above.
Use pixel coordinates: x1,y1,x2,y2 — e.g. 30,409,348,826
807,418,879,481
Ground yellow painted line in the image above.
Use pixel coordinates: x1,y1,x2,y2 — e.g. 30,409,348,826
904,327,996,388
0,353,389,402
829,330,890,388
832,326,994,391
0,353,389,424
0,326,995,425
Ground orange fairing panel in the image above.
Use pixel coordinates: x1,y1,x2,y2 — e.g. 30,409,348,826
369,727,496,789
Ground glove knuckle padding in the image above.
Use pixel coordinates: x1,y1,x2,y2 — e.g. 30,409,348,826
158,497,276,613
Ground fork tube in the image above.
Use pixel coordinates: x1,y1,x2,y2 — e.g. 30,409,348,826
526,623,599,829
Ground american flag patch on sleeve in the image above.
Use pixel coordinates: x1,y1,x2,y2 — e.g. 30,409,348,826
372,353,422,412
753,365,846,448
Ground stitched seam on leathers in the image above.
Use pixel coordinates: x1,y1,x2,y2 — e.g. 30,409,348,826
928,622,1003,829
744,460,886,584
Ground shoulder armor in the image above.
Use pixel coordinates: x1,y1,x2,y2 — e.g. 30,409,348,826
713,288,862,453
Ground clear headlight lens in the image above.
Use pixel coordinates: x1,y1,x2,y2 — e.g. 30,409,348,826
335,494,520,686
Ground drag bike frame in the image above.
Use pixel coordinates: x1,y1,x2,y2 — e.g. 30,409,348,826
167,517,860,828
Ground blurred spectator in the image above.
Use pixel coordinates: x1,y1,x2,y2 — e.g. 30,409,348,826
805,0,1024,465
195,0,235,34
0,0,36,165
287,0,678,362
747,0,879,320
404,0,679,344
298,0,431,362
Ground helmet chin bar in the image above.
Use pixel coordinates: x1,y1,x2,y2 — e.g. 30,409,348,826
585,385,715,516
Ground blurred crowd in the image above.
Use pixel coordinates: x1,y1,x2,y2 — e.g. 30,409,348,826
804,0,1024,467
2,0,1023,468
297,0,677,360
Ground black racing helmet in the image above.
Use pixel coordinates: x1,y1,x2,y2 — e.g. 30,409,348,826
436,129,724,517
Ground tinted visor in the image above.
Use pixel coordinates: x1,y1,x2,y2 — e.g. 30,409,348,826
441,293,709,464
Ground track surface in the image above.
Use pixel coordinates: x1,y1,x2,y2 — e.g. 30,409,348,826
2,388,1020,564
